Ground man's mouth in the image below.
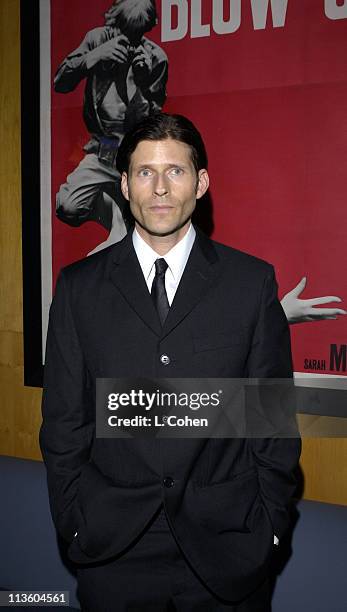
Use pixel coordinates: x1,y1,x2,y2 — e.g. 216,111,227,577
149,205,174,213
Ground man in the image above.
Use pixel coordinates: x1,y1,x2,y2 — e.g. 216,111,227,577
54,0,168,252
40,113,301,611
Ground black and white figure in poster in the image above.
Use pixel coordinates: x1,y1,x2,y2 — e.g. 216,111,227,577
54,0,168,254
280,276,345,324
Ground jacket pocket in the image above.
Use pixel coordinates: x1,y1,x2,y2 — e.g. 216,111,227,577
193,331,244,352
194,468,260,533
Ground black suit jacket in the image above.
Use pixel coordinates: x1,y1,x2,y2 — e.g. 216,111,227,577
40,227,301,601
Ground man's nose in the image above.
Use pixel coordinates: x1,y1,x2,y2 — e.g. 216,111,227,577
153,173,169,197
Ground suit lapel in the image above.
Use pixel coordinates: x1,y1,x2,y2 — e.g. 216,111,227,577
108,227,221,339
109,231,162,337
161,228,220,339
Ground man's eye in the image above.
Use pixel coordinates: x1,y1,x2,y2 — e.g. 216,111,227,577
139,169,152,177
170,167,183,176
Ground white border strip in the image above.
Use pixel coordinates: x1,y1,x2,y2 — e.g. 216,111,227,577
294,371,347,390
39,0,52,364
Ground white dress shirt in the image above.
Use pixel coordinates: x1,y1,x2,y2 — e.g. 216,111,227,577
132,224,196,305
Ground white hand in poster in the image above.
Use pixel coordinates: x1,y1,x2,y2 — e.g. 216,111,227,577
281,276,346,324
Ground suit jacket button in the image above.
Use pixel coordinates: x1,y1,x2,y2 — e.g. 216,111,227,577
163,476,175,488
160,354,170,365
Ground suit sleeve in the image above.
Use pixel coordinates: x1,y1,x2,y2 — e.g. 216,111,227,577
246,266,301,539
39,269,94,542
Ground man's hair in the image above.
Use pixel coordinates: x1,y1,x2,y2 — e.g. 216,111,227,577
116,112,208,175
105,0,157,33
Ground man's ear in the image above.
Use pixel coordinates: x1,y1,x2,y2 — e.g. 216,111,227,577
196,169,209,200
121,172,129,201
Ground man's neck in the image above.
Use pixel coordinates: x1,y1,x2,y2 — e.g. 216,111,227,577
134,222,192,256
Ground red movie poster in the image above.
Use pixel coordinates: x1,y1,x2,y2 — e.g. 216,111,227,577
41,0,347,378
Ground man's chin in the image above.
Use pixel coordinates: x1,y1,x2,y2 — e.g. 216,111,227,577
136,219,191,238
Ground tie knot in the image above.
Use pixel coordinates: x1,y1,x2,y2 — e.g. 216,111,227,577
154,258,168,277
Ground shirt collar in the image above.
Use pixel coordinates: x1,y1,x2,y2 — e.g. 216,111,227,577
132,224,196,282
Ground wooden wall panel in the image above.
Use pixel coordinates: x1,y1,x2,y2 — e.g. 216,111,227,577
0,0,42,461
300,438,347,505
0,0,346,500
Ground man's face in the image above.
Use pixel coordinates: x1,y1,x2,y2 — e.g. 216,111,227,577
121,138,209,238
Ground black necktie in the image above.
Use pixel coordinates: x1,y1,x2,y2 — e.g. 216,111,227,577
151,258,169,325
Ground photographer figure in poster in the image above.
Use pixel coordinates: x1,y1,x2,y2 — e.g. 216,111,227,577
54,0,168,253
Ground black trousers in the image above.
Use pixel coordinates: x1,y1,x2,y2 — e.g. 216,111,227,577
76,505,271,612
